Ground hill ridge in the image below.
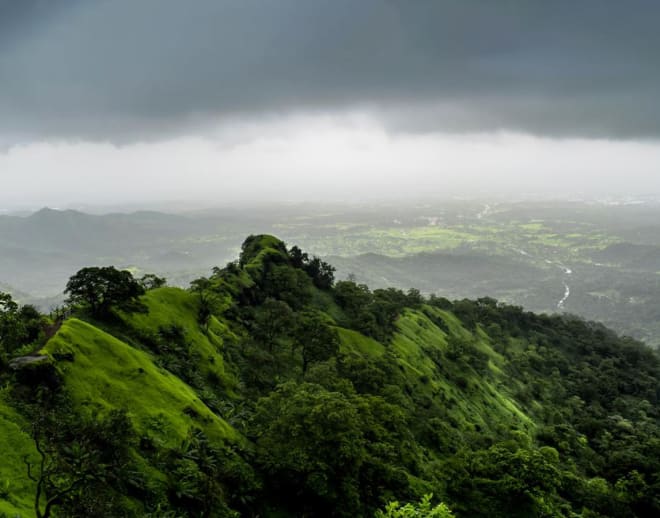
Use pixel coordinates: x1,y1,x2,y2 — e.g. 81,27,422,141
0,234,659,517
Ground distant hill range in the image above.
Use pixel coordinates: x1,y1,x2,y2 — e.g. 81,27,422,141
0,208,241,302
4,203,660,347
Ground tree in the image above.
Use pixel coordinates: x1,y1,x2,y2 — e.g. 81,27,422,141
25,409,135,518
333,282,411,340
446,445,564,517
139,273,167,290
262,265,313,309
0,291,28,359
375,494,454,518
252,382,366,515
189,277,220,331
293,312,340,374
288,246,335,288
19,304,44,343
334,281,378,336
253,298,294,352
288,245,309,268
64,267,144,317
0,291,18,314
165,428,247,517
334,281,373,315
304,256,336,289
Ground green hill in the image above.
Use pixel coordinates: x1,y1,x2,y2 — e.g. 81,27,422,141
43,318,239,446
0,397,38,517
1,234,659,517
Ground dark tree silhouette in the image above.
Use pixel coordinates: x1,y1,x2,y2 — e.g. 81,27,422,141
64,266,144,317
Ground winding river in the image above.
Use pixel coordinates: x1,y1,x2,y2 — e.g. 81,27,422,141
513,250,573,310
546,260,572,309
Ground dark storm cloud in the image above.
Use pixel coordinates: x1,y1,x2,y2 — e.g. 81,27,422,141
1,0,659,141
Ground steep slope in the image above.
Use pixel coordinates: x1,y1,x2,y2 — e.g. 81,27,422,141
0,397,37,517
42,318,239,447
393,308,532,433
118,287,238,400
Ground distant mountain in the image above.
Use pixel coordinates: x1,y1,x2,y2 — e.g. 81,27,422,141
0,208,240,299
0,208,194,252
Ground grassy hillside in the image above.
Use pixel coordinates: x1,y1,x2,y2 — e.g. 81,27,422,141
393,308,533,435
43,318,239,447
0,396,36,517
118,287,238,399
1,234,659,517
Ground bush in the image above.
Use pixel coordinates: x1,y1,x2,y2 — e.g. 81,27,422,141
375,494,454,517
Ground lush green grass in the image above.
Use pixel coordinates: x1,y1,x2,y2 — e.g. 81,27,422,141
392,310,446,376
43,318,239,448
337,327,386,357
119,287,238,395
0,395,36,517
391,309,532,435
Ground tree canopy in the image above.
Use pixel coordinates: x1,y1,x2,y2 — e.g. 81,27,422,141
64,266,144,317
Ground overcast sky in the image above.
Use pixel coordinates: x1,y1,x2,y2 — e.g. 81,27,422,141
1,0,660,209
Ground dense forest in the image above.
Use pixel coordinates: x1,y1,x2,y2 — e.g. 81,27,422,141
1,234,660,517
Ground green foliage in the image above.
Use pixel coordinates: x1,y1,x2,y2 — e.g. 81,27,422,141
25,407,136,518
162,428,252,517
0,395,37,517
252,381,417,516
334,281,422,340
252,382,365,515
293,311,340,373
2,237,660,517
375,494,454,518
0,292,45,366
262,263,313,309
445,444,565,517
139,273,167,290
43,318,238,447
119,286,236,400
251,297,294,352
65,266,145,317
239,234,288,268
288,245,336,289
0,292,27,364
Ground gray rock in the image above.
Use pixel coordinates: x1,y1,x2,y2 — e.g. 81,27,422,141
8,355,49,369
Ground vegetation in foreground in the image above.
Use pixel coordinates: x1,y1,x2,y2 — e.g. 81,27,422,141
1,234,660,517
